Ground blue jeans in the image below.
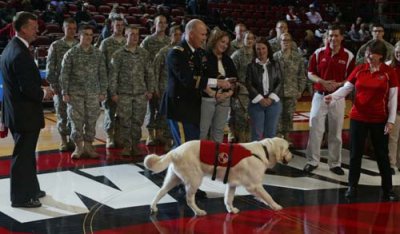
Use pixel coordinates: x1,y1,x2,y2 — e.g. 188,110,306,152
248,101,282,141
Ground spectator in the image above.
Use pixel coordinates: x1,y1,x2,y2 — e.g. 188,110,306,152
246,37,282,140
325,40,399,201
306,4,323,25
228,23,246,55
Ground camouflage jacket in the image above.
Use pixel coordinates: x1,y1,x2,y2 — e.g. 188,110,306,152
273,50,306,98
355,39,394,65
140,34,170,61
46,37,78,92
60,45,107,96
109,46,155,96
99,36,126,74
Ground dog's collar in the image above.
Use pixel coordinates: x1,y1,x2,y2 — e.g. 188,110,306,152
252,144,269,161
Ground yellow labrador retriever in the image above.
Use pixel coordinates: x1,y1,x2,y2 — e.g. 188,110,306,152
144,137,292,216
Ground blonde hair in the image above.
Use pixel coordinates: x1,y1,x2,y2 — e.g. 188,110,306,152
304,30,314,41
390,41,400,66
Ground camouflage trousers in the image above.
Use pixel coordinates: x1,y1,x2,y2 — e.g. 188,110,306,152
229,94,251,143
67,94,100,143
277,97,297,137
117,94,147,148
53,94,71,136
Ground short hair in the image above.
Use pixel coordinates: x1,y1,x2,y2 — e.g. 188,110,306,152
206,27,230,51
328,24,344,35
154,14,167,23
63,18,76,27
169,25,182,36
112,16,124,23
255,37,274,62
280,32,292,41
371,22,384,30
185,19,204,36
276,20,288,27
13,11,37,32
125,25,139,33
78,24,94,33
368,40,387,60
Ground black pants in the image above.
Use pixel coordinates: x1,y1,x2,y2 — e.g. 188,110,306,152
349,119,392,192
10,130,41,203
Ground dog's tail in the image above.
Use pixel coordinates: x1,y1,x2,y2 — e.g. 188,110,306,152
144,151,174,173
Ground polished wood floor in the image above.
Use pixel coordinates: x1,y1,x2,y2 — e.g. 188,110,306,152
1,98,399,234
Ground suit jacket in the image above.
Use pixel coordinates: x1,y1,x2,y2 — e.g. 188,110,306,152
160,39,208,124
0,37,44,132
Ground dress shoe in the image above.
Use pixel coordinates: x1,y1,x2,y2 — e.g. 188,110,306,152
303,164,318,173
330,167,345,175
383,191,399,201
12,198,42,208
390,168,396,175
345,186,357,199
36,190,46,199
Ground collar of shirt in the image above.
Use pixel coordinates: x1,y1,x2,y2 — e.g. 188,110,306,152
324,44,344,57
255,58,269,95
256,58,269,65
16,35,29,48
187,41,196,53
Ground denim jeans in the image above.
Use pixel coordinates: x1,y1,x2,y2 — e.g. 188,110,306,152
248,101,282,141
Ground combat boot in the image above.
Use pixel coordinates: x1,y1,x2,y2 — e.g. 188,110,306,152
71,141,84,159
84,141,99,158
59,135,69,151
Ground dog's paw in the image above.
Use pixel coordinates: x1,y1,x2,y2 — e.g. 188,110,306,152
195,209,207,216
270,204,282,211
228,207,240,214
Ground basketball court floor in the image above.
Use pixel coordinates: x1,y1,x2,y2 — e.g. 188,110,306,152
0,99,399,234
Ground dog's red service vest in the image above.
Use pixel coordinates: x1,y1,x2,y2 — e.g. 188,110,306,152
199,140,252,167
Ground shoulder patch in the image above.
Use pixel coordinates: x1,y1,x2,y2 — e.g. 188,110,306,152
172,46,184,52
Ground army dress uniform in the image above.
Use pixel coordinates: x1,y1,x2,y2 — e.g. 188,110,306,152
99,36,126,148
160,39,208,146
273,50,306,140
46,37,78,150
60,45,107,157
109,46,155,155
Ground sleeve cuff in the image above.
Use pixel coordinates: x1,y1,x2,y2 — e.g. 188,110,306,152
207,78,217,88
252,94,264,103
268,93,280,102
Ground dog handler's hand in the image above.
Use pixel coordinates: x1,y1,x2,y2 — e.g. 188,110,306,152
384,122,394,135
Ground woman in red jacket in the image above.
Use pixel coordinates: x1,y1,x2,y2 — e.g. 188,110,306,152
325,40,399,201
388,41,400,174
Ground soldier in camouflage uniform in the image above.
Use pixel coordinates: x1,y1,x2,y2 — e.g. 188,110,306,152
230,31,255,142
110,26,155,157
268,20,297,53
60,25,107,159
152,25,182,151
140,15,170,146
273,32,306,143
227,23,246,56
99,17,126,149
46,18,78,151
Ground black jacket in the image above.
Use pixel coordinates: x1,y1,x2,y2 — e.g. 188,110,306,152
203,50,237,97
0,37,45,132
160,39,208,124
246,60,282,101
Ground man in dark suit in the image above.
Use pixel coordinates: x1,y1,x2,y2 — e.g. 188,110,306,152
0,12,53,208
161,19,231,146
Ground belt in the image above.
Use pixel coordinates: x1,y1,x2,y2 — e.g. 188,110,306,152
316,91,333,96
